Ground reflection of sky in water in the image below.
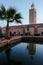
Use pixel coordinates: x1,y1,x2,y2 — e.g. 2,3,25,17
0,43,43,65
35,44,43,63
11,43,28,61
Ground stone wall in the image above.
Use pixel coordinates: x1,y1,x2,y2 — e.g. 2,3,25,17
2,24,43,35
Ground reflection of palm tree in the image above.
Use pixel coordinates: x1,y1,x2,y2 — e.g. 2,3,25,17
27,43,36,59
5,48,22,65
5,48,11,65
0,5,22,38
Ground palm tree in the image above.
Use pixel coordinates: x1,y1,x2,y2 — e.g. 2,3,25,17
0,5,22,38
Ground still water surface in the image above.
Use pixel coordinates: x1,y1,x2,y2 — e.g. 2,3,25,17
0,42,43,65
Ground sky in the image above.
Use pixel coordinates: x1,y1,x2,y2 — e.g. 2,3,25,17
0,0,43,27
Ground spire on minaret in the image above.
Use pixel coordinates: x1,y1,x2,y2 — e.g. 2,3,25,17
31,3,35,9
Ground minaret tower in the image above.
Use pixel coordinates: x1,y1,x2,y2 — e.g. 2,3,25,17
29,3,36,24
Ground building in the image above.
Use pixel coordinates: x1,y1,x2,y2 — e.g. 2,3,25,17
2,4,43,35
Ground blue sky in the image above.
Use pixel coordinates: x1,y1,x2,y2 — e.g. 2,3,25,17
0,0,43,27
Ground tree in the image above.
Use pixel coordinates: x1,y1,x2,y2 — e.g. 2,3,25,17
0,5,22,38
0,26,2,34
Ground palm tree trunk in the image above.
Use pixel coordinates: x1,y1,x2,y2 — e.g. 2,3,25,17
6,21,10,39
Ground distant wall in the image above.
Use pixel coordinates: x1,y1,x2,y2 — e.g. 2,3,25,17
2,24,43,35
9,28,23,34
38,27,43,34
29,27,34,35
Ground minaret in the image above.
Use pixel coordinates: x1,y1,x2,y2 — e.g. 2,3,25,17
29,3,36,24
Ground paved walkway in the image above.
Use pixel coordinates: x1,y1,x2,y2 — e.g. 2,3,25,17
0,35,43,48
0,36,22,48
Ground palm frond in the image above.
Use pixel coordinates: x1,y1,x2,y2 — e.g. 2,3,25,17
15,13,22,20
1,5,6,14
0,10,6,19
0,5,6,19
0,10,2,18
7,8,16,18
15,19,22,24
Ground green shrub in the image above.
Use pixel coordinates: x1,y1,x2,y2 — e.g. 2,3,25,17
0,33,5,37
34,33,40,36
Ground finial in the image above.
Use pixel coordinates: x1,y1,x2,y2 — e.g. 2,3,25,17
31,3,35,9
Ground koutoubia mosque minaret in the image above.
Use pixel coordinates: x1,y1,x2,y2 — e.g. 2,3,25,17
29,3,36,24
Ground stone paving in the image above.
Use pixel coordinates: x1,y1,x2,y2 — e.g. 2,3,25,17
0,36,22,48
0,36,43,48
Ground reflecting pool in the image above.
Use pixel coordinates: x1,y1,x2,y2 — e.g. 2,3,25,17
0,42,43,65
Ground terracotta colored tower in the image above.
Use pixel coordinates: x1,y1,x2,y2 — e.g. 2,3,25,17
29,3,36,24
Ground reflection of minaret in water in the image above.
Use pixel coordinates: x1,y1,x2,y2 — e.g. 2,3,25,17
27,43,36,59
